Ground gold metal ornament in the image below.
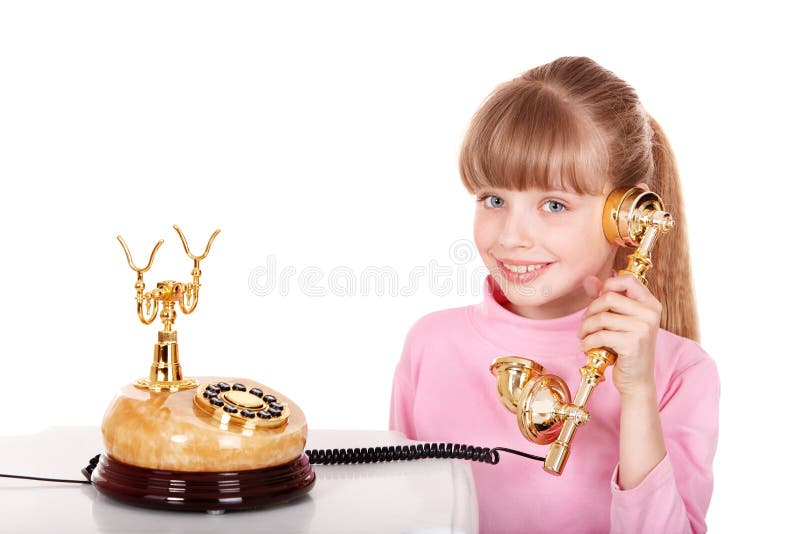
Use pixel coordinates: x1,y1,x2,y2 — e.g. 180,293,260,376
490,187,675,476
117,225,220,392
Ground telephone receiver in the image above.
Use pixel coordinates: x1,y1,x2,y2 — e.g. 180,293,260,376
91,226,315,513
490,186,675,476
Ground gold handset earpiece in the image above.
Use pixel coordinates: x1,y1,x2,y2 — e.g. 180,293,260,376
490,187,675,476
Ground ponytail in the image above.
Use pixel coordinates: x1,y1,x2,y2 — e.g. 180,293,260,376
614,115,700,342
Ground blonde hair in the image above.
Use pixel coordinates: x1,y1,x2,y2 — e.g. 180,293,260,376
459,56,699,341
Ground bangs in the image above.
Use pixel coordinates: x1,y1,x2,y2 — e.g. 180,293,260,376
459,81,609,196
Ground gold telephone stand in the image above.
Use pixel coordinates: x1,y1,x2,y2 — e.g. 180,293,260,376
490,187,675,476
91,226,315,512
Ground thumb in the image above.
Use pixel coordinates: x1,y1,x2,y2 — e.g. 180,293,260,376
583,275,602,298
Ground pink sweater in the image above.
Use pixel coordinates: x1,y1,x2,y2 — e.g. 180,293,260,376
389,275,719,533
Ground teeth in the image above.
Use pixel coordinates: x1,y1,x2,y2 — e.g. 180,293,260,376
502,262,549,273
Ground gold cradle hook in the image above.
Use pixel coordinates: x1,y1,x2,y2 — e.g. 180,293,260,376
490,187,675,475
117,226,220,392
173,225,220,314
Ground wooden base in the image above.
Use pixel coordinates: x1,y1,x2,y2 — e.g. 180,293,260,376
92,454,315,513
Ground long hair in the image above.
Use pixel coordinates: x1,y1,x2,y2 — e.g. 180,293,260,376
459,56,699,341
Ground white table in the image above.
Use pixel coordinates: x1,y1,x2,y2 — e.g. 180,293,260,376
0,427,478,534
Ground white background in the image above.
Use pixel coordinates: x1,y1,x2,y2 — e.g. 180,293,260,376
1,1,797,531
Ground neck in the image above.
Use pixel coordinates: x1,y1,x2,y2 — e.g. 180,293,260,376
502,285,593,320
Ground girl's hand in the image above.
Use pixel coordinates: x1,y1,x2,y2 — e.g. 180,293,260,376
576,273,662,399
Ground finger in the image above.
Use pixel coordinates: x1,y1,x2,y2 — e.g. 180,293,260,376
578,330,630,354
600,273,654,303
577,310,639,339
583,290,651,320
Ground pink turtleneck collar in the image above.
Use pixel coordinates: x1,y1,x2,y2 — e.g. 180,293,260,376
467,275,588,358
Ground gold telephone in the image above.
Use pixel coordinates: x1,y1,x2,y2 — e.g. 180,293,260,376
490,186,675,476
90,226,315,512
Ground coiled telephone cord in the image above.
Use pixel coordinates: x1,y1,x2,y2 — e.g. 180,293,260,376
305,443,545,466
0,444,544,484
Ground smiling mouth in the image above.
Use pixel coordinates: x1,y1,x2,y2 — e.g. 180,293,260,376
495,261,555,283
499,261,552,274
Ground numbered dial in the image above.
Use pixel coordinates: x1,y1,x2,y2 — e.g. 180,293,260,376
194,381,290,429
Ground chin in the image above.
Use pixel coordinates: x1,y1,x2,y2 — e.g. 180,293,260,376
497,273,587,307
491,276,554,302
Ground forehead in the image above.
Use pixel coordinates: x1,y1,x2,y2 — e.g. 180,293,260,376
458,73,615,198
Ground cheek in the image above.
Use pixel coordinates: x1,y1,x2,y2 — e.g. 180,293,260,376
580,228,616,265
473,214,496,250
557,219,609,257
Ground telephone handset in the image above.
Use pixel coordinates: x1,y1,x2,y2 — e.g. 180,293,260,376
490,186,675,476
91,226,315,512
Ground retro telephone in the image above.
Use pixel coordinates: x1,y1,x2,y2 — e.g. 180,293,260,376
90,226,315,512
490,186,675,476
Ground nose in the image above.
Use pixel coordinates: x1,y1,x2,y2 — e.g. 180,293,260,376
498,210,535,249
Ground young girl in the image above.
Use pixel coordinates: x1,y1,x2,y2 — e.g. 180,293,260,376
389,57,719,533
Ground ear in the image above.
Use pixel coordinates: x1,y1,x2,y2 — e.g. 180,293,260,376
636,182,650,192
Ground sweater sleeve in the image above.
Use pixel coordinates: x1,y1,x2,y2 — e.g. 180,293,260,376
388,329,418,440
610,354,720,534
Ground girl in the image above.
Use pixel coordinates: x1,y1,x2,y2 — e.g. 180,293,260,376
389,57,719,533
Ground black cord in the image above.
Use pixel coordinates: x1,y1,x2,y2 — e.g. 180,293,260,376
305,443,545,465
4,446,544,486
1,454,99,484
81,454,101,481
0,473,90,484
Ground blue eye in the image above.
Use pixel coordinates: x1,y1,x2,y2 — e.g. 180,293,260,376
479,195,504,208
543,200,566,213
